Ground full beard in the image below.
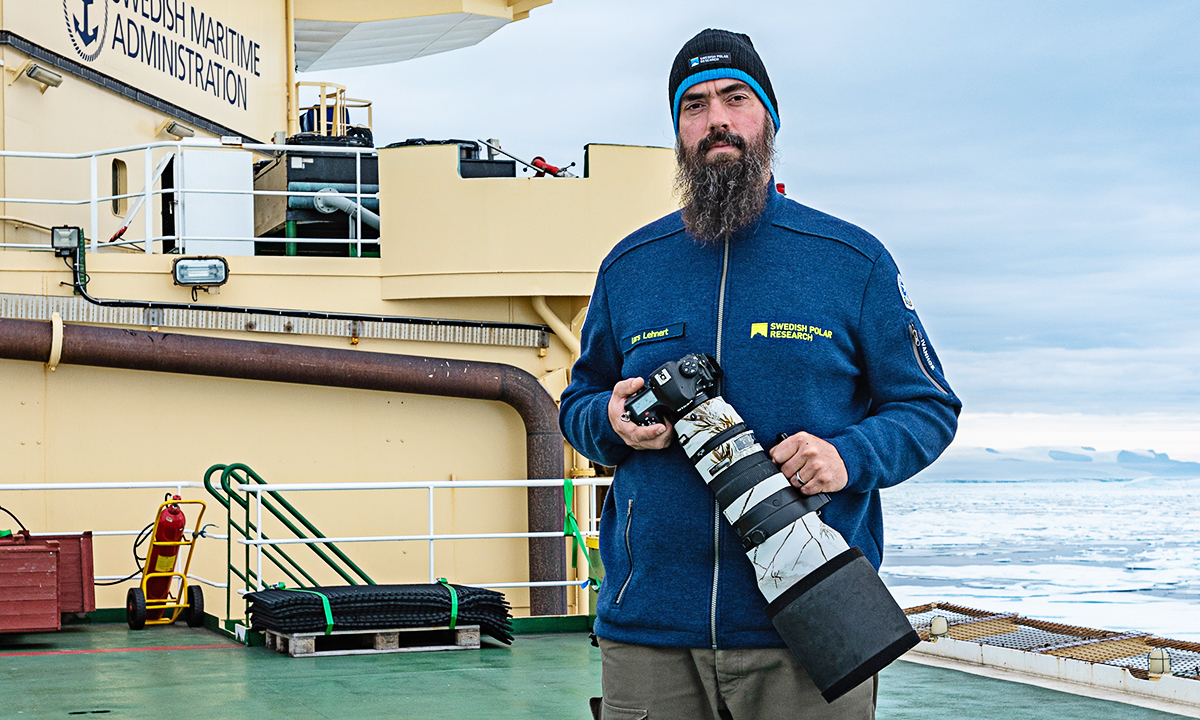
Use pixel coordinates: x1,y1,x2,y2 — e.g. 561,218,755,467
675,115,776,244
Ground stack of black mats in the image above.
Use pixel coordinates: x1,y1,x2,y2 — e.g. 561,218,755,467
245,583,514,644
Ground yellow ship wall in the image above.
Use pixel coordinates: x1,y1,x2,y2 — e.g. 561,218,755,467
0,144,680,615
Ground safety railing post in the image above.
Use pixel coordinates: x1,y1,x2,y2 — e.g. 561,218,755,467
255,488,263,591
176,142,184,254
143,147,153,254
89,155,98,253
427,487,435,583
355,149,362,257
226,475,233,622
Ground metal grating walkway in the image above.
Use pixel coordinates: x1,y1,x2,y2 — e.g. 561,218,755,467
906,602,1200,681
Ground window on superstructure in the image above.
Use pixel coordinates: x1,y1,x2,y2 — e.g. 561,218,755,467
111,159,128,216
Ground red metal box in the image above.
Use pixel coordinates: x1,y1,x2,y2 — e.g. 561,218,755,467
0,542,61,633
27,533,95,613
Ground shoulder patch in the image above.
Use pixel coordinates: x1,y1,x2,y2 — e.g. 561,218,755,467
897,274,914,310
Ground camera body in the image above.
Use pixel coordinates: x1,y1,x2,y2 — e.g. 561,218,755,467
622,353,721,426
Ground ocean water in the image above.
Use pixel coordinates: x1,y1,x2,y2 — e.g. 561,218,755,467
880,473,1200,642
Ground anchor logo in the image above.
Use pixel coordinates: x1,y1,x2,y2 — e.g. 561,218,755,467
75,0,99,45
63,0,108,62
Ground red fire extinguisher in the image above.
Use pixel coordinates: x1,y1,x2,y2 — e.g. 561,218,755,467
144,495,186,620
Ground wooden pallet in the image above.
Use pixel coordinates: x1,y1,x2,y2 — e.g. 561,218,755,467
263,625,481,658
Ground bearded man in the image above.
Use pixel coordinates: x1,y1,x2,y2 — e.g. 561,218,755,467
560,29,961,720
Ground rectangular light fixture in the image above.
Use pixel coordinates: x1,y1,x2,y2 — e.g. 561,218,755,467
25,63,63,88
172,257,229,287
162,120,195,138
51,226,83,257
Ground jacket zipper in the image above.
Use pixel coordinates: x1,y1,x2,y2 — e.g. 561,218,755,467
710,239,731,649
615,498,635,604
909,323,949,394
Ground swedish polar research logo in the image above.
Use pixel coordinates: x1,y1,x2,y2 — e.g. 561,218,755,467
64,0,109,63
750,322,769,338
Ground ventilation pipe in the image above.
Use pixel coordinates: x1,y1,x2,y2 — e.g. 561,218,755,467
313,188,381,229
0,317,567,615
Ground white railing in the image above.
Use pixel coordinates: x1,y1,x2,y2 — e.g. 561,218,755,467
0,477,613,603
0,481,228,588
0,138,378,257
235,478,612,595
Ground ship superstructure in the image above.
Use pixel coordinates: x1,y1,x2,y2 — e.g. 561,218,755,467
0,0,677,619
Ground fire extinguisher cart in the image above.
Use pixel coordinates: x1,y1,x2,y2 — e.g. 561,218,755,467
126,497,207,630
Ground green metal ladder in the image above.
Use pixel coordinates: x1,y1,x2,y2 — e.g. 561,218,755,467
202,463,375,624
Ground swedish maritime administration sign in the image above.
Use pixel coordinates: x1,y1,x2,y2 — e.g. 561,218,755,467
62,0,261,111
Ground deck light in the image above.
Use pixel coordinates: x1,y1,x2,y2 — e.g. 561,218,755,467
158,120,196,139
929,615,950,640
172,257,229,288
7,61,64,93
51,226,83,258
1148,647,1172,678
25,63,63,89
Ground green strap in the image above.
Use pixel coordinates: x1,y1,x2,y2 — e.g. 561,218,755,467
278,586,333,635
562,479,597,589
437,578,458,630
0,530,11,538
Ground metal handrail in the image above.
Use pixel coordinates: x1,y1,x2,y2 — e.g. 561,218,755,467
2,471,613,624
202,463,373,620
0,138,377,256
224,463,374,586
201,465,322,612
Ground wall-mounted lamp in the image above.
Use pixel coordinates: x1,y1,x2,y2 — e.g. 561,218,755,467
157,119,196,138
7,61,64,93
173,256,229,300
51,226,83,258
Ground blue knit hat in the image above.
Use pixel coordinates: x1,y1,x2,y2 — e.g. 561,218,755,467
669,29,780,133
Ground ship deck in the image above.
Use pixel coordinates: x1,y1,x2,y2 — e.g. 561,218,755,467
0,622,1191,719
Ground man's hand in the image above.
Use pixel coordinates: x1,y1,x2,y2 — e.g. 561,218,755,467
608,377,675,450
769,432,848,496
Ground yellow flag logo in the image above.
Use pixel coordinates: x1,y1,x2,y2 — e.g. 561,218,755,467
750,323,768,338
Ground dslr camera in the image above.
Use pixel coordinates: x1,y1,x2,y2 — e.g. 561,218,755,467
622,353,720,426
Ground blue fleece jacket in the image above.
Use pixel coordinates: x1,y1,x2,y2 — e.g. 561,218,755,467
559,187,961,650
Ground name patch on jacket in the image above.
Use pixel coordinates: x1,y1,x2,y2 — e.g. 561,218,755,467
623,323,685,352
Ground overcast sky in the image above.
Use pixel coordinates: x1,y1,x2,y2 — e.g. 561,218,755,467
300,1,1200,455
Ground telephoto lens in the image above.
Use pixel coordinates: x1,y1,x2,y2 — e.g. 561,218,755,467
624,353,919,702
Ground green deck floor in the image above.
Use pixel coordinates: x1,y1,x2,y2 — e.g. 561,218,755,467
0,623,1189,719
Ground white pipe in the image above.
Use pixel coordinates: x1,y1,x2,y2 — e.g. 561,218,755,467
312,189,380,229
532,296,581,356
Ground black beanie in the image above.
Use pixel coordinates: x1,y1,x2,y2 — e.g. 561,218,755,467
669,29,779,133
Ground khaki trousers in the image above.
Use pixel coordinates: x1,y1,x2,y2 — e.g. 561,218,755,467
594,639,876,720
